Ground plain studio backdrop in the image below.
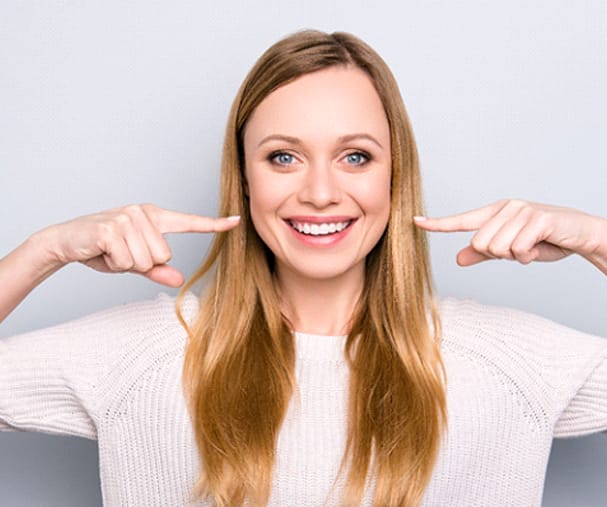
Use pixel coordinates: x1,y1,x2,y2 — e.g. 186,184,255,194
1,1,606,506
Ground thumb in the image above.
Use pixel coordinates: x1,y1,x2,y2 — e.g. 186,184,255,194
141,264,185,288
456,246,492,267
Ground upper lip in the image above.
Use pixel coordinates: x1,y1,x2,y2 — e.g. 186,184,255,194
285,215,357,224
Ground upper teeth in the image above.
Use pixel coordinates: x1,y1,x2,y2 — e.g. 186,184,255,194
290,220,351,236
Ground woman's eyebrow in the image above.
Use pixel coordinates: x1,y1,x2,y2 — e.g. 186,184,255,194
256,133,384,150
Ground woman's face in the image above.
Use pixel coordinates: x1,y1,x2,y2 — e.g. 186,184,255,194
242,65,392,282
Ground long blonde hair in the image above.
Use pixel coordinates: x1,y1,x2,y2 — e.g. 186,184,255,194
177,29,447,506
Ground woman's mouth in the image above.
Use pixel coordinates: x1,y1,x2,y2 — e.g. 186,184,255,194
284,217,357,247
287,219,354,236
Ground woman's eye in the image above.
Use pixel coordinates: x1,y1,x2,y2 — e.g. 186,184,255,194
345,151,370,165
268,150,371,166
269,152,295,165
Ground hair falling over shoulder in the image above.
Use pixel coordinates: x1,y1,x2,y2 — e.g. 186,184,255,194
176,29,447,507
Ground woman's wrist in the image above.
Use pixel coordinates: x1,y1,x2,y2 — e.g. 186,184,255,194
22,226,68,281
580,215,607,275
0,228,66,322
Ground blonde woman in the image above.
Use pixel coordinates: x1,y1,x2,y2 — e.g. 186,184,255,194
1,30,606,507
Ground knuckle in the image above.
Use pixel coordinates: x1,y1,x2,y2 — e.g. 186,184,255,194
121,261,135,272
534,211,551,229
136,259,154,273
123,204,144,218
517,256,533,265
97,221,117,241
140,203,160,224
112,212,132,228
470,236,486,253
513,247,534,264
140,203,156,214
112,258,133,272
487,241,510,259
486,244,500,258
511,242,527,257
504,198,526,211
511,246,530,262
157,249,172,264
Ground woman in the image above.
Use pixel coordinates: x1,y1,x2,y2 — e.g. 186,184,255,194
1,29,606,507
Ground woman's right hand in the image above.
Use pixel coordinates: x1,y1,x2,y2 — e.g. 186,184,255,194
40,204,241,288
0,204,240,322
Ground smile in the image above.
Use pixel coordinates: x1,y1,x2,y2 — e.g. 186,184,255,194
287,219,354,236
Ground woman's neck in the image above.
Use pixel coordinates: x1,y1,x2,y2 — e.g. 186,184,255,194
274,263,364,336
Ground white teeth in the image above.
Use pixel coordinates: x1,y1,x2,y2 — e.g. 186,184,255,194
289,220,351,236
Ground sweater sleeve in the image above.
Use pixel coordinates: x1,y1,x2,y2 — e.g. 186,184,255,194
495,303,607,438
440,299,607,439
0,293,196,440
553,354,607,437
528,312,607,438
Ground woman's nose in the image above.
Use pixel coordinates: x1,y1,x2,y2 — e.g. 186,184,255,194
297,162,342,208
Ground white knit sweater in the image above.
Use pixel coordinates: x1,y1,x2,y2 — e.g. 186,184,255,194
2,293,607,506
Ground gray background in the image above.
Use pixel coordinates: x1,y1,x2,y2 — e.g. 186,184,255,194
1,1,606,505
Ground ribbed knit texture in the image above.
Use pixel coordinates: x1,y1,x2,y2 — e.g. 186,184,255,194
2,293,607,506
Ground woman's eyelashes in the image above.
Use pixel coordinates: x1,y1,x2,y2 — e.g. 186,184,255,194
267,150,372,167
269,151,297,166
344,152,370,165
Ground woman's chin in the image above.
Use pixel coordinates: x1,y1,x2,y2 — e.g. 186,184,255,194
276,257,365,284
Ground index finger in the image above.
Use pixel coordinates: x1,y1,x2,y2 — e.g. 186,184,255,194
413,201,507,232
145,206,241,234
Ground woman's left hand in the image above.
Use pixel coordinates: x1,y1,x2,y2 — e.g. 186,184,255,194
414,199,607,275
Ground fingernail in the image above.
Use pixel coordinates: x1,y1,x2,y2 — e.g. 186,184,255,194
226,215,241,221
413,215,427,221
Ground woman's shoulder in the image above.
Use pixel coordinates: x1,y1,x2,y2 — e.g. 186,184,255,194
99,291,200,330
84,291,200,351
72,290,199,331
0,292,201,437
1,291,201,367
436,297,607,391
437,296,606,351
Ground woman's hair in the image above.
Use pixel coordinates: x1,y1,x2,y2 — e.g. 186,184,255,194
177,29,447,507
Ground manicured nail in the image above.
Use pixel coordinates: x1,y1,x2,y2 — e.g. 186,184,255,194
413,215,427,221
226,215,241,221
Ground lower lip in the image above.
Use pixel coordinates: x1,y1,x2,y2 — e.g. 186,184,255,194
285,220,356,247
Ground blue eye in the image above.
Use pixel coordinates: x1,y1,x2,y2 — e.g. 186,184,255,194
269,151,295,165
268,150,371,167
345,151,370,165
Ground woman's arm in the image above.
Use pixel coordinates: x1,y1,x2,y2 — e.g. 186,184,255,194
0,204,240,323
414,199,607,275
0,230,64,322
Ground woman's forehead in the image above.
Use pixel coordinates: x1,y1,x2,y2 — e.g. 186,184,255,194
243,66,390,150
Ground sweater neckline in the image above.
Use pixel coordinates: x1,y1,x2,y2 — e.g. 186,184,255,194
294,331,347,361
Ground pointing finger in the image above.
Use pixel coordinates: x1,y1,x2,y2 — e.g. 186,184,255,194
143,205,241,234
413,200,508,232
